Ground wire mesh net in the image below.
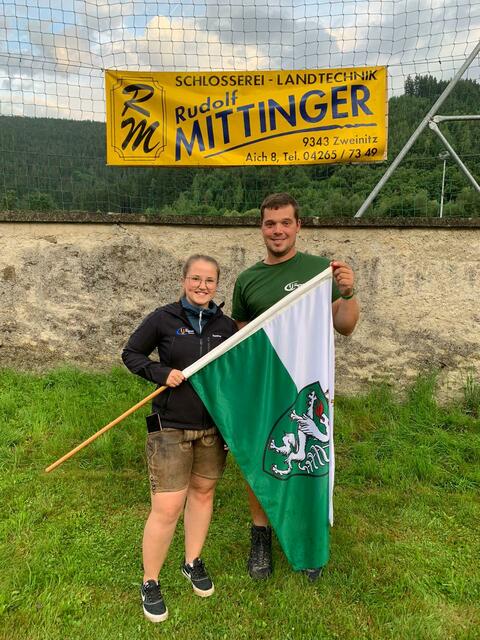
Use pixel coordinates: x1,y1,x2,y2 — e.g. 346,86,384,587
0,0,479,216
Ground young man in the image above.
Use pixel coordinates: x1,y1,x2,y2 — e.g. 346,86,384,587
231,192,360,581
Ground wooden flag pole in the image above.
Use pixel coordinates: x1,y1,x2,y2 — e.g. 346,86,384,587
45,385,167,473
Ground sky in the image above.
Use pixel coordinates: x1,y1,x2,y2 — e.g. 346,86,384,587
0,0,479,120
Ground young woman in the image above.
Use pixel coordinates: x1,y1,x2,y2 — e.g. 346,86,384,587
122,255,236,623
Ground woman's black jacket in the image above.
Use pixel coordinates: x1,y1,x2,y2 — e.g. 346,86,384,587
121,301,237,430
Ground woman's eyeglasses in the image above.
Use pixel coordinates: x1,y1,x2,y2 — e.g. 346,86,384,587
185,276,217,288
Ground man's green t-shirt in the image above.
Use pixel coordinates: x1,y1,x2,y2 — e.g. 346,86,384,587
232,251,340,322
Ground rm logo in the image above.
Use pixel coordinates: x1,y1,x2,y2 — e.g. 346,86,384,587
106,72,166,163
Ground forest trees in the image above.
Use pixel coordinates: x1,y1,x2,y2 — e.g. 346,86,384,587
0,75,479,217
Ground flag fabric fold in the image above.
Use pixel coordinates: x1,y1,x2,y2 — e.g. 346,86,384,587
183,266,335,570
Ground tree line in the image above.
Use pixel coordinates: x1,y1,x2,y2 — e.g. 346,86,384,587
0,75,479,218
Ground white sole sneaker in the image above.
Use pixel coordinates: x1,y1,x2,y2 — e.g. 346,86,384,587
181,566,215,597
143,606,168,623
141,581,168,622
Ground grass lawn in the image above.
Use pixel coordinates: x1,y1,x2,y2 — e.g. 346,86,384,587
0,368,479,640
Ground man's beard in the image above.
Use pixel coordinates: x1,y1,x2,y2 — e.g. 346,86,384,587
267,241,292,257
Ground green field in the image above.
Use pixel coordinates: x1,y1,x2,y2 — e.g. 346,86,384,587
0,369,479,640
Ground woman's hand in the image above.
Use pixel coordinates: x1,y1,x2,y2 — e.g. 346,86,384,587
166,369,186,387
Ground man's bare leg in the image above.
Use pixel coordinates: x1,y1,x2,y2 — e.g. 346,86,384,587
247,484,269,526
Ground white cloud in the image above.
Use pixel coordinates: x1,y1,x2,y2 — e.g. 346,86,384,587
0,0,479,120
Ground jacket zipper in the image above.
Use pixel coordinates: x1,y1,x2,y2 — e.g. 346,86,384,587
161,304,225,428
199,335,208,427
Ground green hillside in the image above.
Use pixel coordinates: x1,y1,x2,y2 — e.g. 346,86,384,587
1,75,479,217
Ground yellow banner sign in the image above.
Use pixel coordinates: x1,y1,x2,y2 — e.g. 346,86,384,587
105,67,387,166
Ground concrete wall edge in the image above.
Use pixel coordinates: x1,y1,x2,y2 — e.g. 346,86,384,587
1,210,479,228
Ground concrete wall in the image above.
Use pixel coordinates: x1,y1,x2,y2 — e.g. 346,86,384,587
1,214,478,395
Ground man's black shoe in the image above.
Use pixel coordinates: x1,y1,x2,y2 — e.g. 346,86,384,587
302,567,323,582
247,524,273,579
141,579,168,622
182,558,214,597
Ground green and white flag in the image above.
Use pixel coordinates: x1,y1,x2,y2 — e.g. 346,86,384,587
183,267,335,570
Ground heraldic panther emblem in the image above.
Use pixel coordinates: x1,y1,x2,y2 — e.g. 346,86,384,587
263,382,330,479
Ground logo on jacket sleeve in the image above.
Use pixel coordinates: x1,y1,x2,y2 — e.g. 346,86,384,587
263,382,330,480
176,327,195,335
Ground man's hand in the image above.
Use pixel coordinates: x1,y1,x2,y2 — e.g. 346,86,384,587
331,260,359,336
165,369,185,387
331,260,355,298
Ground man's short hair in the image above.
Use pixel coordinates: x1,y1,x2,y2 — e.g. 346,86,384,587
260,193,300,221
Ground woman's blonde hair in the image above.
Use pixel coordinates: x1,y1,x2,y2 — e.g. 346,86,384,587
182,254,220,280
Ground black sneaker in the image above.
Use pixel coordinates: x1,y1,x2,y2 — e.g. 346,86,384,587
182,558,214,597
302,567,323,582
141,580,168,623
247,525,273,579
